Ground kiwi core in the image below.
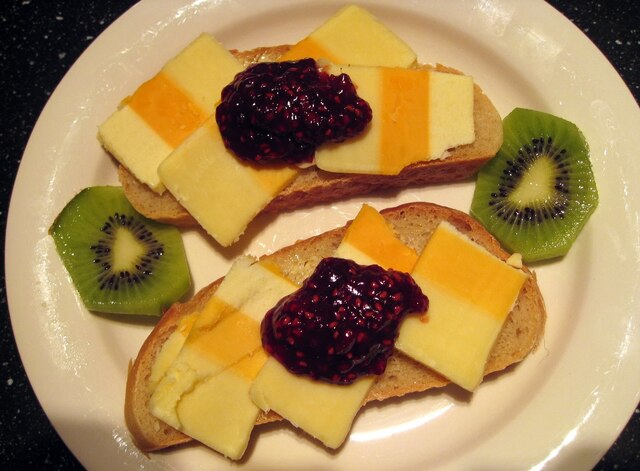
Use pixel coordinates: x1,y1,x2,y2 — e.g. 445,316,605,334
508,156,560,206
112,228,147,272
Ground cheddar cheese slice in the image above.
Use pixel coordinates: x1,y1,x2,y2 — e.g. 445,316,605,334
278,4,416,67
396,222,528,391
315,65,475,175
335,204,418,272
98,34,243,192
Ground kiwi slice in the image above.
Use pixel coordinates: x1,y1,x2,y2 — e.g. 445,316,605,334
470,108,598,262
49,186,191,316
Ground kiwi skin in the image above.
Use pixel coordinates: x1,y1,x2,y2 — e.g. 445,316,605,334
49,186,191,316
470,108,598,263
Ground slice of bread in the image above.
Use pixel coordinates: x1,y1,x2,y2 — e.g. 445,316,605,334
125,202,546,452
116,45,503,226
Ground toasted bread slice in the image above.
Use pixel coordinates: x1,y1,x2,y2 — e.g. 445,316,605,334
125,202,545,452
116,46,503,226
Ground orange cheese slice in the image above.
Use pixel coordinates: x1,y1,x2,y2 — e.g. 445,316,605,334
127,72,208,148
335,204,418,272
414,225,527,321
186,297,262,366
379,68,431,174
278,37,339,63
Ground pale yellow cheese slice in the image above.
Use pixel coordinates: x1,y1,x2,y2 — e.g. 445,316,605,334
98,106,174,193
158,117,299,247
149,257,297,459
396,222,528,391
278,4,416,67
161,33,241,113
173,350,268,460
148,311,199,391
250,357,375,449
98,34,243,192
315,65,475,175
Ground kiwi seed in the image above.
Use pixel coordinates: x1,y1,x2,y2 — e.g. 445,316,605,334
470,108,598,262
49,186,191,316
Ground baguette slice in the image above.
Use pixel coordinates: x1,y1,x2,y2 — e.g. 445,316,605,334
117,45,503,226
125,202,546,452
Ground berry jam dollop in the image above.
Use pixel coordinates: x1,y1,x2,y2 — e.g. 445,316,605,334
261,257,428,385
215,59,372,165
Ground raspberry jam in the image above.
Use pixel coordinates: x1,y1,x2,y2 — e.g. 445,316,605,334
215,59,372,165
261,257,428,385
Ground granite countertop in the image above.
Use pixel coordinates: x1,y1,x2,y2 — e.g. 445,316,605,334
1,1,638,469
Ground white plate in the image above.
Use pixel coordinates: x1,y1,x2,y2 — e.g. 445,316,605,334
6,0,640,469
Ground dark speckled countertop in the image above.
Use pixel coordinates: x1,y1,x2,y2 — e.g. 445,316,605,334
1,1,638,469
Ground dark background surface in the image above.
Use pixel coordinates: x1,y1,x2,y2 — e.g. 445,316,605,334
1,0,638,469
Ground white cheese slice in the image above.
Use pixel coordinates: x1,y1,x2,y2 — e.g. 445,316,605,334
250,357,375,449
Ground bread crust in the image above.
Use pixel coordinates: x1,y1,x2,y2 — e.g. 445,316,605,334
116,46,503,226
125,202,546,452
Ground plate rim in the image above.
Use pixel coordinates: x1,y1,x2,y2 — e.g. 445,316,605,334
6,0,640,469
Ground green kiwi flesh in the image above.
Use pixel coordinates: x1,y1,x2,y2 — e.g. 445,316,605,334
49,186,191,316
470,108,598,262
